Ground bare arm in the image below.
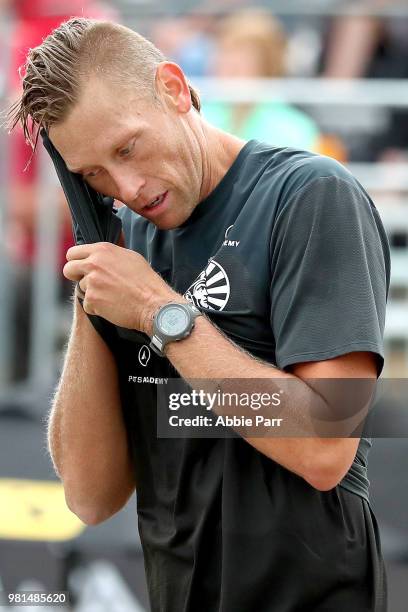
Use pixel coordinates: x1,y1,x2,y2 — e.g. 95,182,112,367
163,314,377,491
47,296,135,525
61,242,378,494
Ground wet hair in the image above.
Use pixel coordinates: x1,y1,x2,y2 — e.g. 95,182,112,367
7,17,201,151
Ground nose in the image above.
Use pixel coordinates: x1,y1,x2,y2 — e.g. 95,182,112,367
109,167,146,205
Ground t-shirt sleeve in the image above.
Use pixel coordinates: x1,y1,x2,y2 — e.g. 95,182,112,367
269,175,390,374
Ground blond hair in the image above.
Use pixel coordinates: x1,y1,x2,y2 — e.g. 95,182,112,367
217,10,287,78
8,17,201,150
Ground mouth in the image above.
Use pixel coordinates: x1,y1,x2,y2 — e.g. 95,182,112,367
143,191,168,211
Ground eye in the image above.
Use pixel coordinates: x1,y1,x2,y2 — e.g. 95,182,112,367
84,169,100,178
119,139,135,158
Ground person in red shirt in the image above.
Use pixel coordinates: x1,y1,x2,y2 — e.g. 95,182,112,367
5,0,118,380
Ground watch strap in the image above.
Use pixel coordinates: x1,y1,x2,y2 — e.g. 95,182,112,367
150,334,165,356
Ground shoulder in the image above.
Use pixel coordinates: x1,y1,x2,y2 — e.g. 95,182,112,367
269,152,389,264
280,152,362,197
293,153,358,184
268,150,373,219
243,142,367,207
244,141,350,181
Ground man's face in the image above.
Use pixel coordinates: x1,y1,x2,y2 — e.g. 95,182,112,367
49,73,203,230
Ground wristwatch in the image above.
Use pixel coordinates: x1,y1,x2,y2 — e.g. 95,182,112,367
150,302,202,356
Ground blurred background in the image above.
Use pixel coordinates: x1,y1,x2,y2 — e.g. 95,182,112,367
0,0,407,610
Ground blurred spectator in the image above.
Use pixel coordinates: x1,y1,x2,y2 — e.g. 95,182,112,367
5,0,118,381
7,0,117,263
201,9,321,151
322,3,408,161
150,14,215,77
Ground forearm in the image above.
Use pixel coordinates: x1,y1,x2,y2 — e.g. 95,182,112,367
61,242,368,492
48,298,135,518
163,314,361,490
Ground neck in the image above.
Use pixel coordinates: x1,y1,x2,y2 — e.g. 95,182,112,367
197,120,246,202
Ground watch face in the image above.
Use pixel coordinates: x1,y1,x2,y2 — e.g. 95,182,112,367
158,305,189,337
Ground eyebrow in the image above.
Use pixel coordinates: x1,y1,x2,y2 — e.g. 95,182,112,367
67,132,138,173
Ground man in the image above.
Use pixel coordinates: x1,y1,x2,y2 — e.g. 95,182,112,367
9,18,390,612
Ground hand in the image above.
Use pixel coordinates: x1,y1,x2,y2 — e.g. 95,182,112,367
63,242,180,334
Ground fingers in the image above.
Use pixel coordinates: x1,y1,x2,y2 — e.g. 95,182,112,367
66,242,112,261
66,244,92,261
63,259,88,281
64,242,114,280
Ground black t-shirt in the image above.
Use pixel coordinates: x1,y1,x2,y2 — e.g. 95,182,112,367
103,141,390,611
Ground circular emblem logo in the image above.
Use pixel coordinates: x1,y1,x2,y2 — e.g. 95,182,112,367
184,259,230,311
138,345,151,367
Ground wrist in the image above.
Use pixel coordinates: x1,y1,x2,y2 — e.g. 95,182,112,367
149,300,202,357
141,292,188,337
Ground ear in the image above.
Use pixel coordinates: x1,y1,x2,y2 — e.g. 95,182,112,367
155,62,192,113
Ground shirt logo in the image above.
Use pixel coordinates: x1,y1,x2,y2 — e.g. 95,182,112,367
128,375,168,385
223,224,240,247
138,345,151,367
184,258,230,311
